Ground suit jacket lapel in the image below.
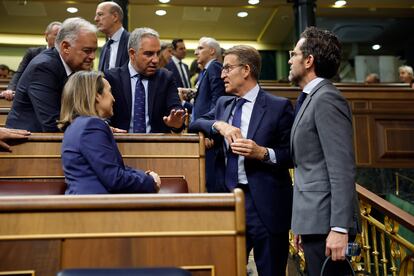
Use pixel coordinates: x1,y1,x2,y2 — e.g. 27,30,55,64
290,79,331,154
147,72,158,122
223,97,237,122
115,30,127,67
120,65,133,118
247,90,265,139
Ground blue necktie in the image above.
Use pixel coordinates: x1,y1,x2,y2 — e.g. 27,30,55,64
101,39,113,71
295,92,307,116
225,98,247,190
133,74,146,133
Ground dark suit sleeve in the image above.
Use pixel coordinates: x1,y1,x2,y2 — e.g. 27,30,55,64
271,100,294,168
165,72,186,132
315,91,356,228
207,63,225,111
7,48,38,91
26,63,64,132
80,118,156,193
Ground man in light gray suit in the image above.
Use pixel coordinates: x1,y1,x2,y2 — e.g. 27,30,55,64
289,27,360,276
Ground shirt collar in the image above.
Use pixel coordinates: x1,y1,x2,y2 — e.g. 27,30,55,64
109,27,124,42
303,77,324,94
240,83,260,103
172,55,181,64
204,58,216,70
58,52,72,76
128,61,139,78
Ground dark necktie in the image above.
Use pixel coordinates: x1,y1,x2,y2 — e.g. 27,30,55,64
178,61,190,88
295,92,307,116
225,98,247,190
133,74,146,133
102,39,114,71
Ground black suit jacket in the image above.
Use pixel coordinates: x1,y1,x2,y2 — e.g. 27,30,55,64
164,59,191,88
6,48,68,132
7,46,46,91
105,64,183,133
189,89,294,234
98,29,130,72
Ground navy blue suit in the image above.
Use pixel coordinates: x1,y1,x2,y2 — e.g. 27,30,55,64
98,29,130,72
192,59,225,120
62,116,156,194
190,89,294,275
165,59,191,88
105,64,183,133
6,48,67,132
7,46,46,91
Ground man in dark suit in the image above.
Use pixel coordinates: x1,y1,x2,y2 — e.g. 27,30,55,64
165,38,191,89
95,1,129,72
190,45,294,275
6,17,98,132
0,21,61,101
192,36,226,121
290,27,360,276
105,27,185,133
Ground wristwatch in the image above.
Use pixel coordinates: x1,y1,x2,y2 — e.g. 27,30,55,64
262,148,270,162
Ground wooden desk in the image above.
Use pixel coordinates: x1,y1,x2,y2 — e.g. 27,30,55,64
0,190,246,276
0,133,206,193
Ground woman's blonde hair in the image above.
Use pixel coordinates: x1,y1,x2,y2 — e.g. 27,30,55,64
58,70,104,130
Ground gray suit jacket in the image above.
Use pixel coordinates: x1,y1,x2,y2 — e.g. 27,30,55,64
290,79,360,235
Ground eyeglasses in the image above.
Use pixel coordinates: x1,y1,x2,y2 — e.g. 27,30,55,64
222,64,244,74
289,50,302,59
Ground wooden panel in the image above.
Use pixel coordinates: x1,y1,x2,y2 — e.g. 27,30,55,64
0,133,205,193
62,237,235,276
0,191,246,276
0,99,12,108
353,115,371,165
375,119,414,160
0,240,61,275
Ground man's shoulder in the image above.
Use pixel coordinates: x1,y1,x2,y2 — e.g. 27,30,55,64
164,59,176,70
105,64,128,78
155,68,174,80
207,60,222,72
259,88,290,104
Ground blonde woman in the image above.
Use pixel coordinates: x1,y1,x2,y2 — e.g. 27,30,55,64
59,71,161,194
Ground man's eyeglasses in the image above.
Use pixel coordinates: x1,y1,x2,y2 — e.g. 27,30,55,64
222,64,244,74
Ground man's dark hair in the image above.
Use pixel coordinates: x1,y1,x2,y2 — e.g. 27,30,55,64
224,45,261,80
0,64,10,71
171,38,184,50
300,26,341,79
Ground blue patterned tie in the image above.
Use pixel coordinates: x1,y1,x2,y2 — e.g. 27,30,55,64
225,98,247,190
133,74,146,133
295,92,307,117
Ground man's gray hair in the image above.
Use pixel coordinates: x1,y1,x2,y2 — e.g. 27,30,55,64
45,21,62,34
128,27,159,50
199,37,221,58
55,17,97,51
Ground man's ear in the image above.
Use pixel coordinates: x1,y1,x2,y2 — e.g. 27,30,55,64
304,54,314,69
242,64,251,79
61,41,71,54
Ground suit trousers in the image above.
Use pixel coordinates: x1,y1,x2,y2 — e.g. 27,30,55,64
238,184,289,276
301,234,355,276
